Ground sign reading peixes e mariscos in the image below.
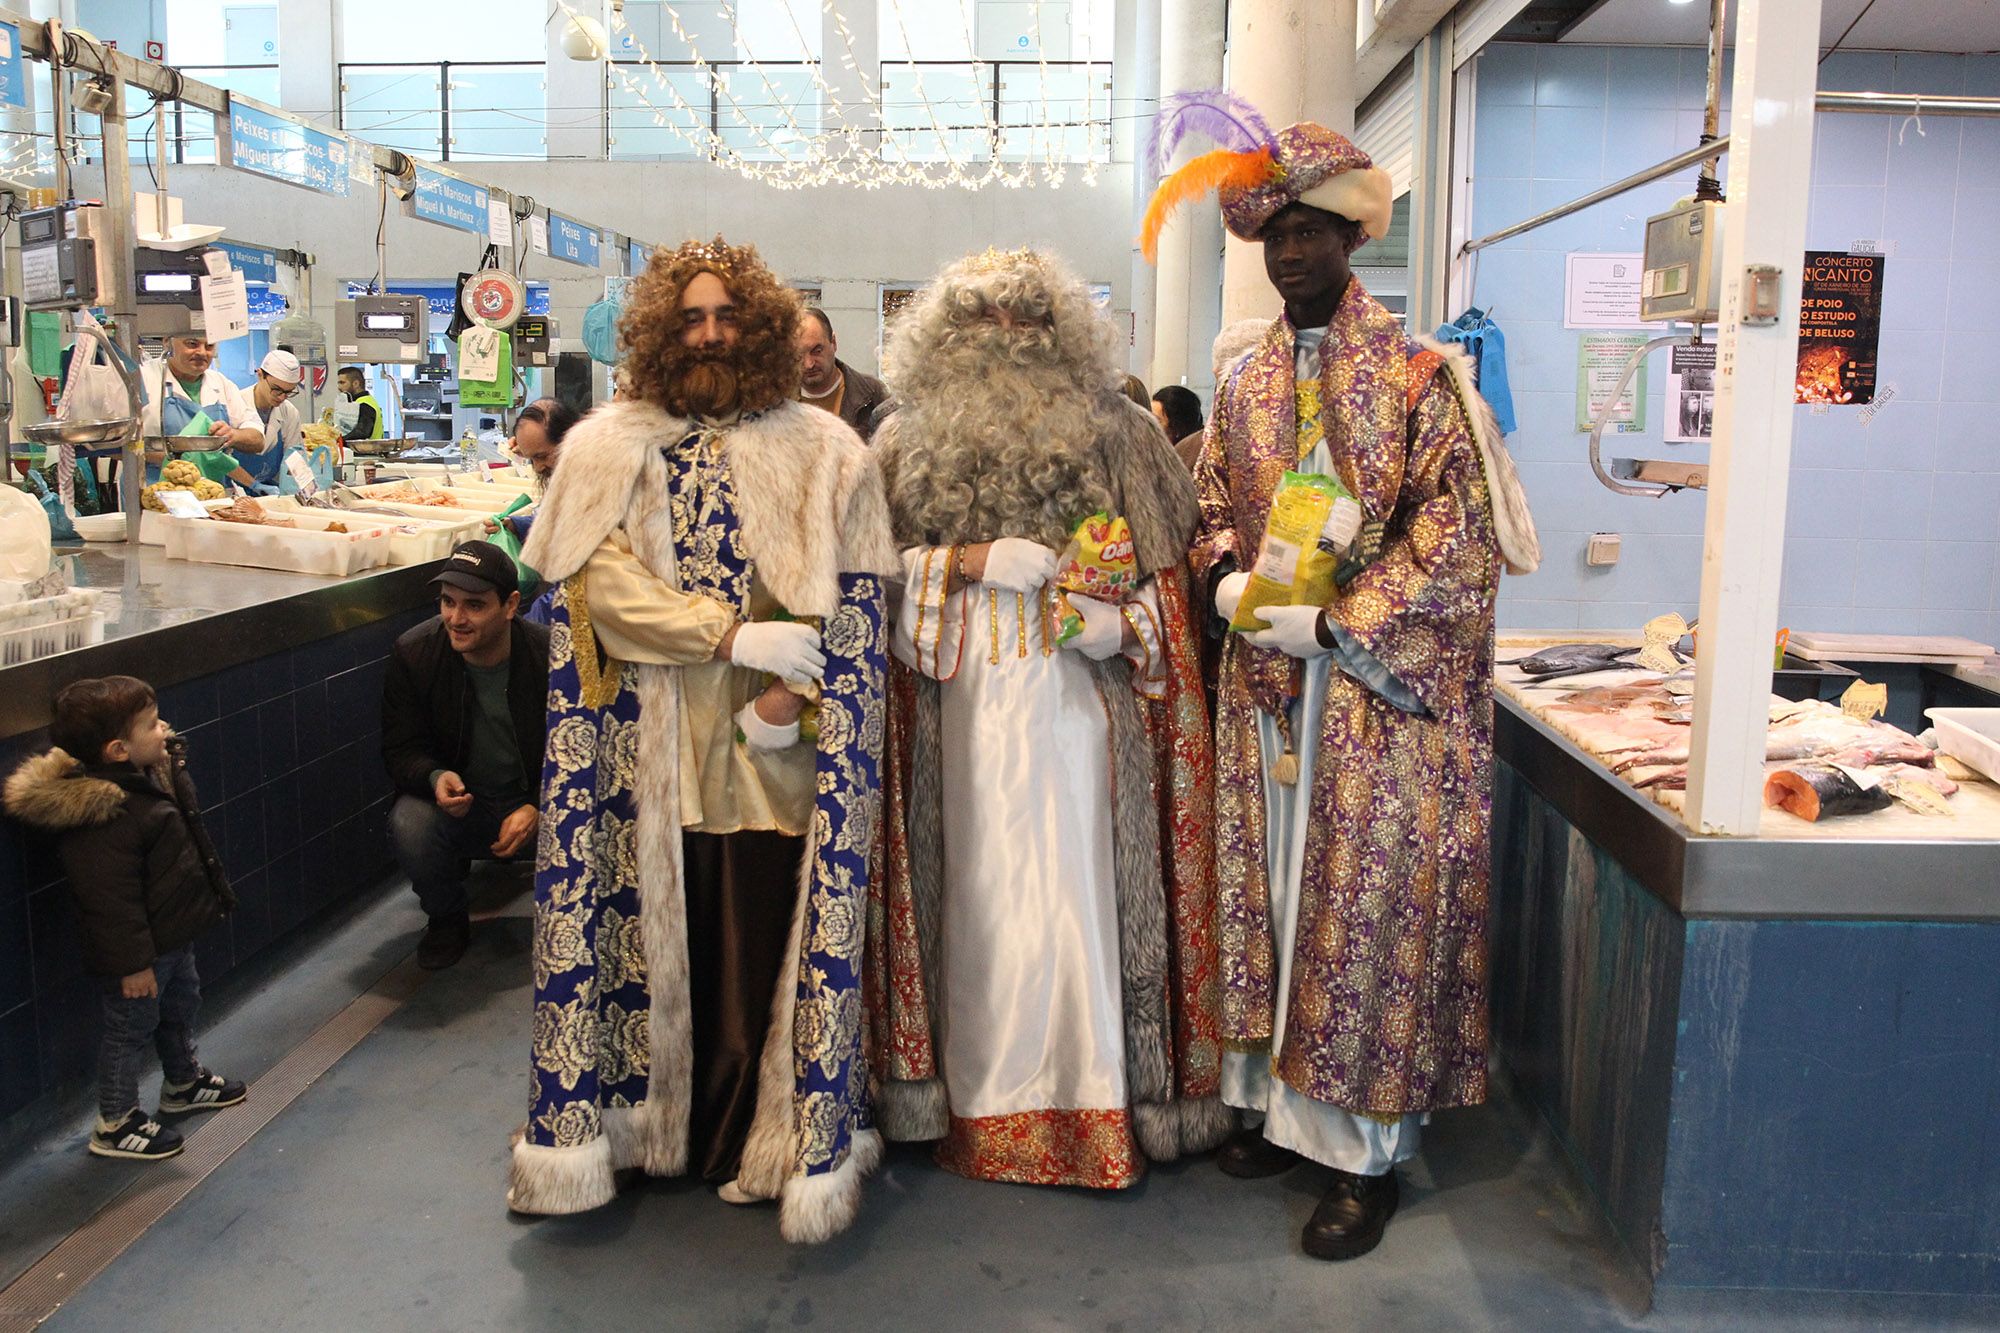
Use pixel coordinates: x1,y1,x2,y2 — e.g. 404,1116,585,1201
225,96,352,197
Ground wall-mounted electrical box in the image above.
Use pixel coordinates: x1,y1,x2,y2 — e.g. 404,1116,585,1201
1641,199,1724,324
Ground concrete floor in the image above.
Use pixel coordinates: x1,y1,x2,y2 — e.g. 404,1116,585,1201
3,876,1998,1332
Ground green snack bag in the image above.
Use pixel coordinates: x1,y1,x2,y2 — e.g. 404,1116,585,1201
486,492,542,593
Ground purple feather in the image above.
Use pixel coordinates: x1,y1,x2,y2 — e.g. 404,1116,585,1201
1148,88,1277,172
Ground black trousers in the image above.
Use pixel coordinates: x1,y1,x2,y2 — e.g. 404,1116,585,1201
682,829,804,1186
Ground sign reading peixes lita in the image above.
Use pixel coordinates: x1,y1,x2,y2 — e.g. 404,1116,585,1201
1796,251,1883,406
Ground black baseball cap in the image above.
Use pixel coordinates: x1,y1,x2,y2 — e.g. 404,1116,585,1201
431,540,517,598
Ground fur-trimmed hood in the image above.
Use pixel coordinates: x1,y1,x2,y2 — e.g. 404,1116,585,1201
4,749,134,832
522,397,900,617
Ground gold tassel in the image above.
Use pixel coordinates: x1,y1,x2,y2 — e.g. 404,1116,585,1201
1271,711,1300,786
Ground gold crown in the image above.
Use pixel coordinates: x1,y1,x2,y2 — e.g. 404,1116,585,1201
962,245,1047,276
668,234,756,278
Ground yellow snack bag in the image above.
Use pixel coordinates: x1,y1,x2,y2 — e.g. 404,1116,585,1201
1053,512,1139,645
1230,472,1358,633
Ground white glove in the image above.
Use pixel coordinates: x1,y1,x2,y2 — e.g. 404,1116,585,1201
726,621,826,684
1061,595,1126,661
735,699,801,752
981,538,1058,592
1243,604,1332,661
1213,571,1250,624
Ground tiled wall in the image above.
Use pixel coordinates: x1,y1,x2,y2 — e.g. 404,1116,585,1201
0,610,427,1122
1470,43,2000,646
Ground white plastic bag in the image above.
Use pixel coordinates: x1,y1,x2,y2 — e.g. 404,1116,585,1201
0,485,54,583
55,312,137,424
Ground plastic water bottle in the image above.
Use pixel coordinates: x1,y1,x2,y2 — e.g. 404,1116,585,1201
458,429,478,475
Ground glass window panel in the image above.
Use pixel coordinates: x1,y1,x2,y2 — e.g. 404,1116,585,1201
447,65,547,162
340,0,546,63
341,65,445,161
607,66,709,161
878,63,988,164
715,66,820,162
996,63,1110,163
177,65,279,166
878,0,973,62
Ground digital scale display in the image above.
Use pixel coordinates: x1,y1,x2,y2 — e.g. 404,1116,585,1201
21,212,58,245
141,273,198,293
363,313,413,332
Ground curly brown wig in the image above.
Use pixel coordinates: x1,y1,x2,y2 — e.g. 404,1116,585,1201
618,236,803,418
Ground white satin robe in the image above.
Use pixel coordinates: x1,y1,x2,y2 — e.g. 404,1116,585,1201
894,547,1167,1186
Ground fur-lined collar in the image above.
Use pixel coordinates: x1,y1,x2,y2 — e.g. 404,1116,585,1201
3,749,134,831
521,398,899,618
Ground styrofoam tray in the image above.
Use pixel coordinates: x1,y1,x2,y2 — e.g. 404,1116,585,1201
347,478,531,513
139,499,235,545
161,513,396,577
263,498,485,566
1925,708,2000,785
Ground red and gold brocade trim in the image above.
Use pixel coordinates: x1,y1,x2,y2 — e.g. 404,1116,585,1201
935,1108,1144,1190
865,661,938,1082
906,546,966,682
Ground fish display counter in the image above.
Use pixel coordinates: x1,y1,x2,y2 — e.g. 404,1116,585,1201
1488,630,2000,1302
0,543,438,1125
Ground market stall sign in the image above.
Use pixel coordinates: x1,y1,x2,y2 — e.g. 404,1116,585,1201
0,23,26,110
629,239,653,276
411,166,491,235
216,241,279,286
1795,251,1883,406
226,96,352,197
548,212,600,269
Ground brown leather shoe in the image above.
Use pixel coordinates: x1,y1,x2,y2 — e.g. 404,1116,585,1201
1216,1128,1302,1178
1301,1168,1399,1261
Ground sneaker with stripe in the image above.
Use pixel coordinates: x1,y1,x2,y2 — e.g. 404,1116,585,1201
158,1069,247,1115
88,1109,185,1161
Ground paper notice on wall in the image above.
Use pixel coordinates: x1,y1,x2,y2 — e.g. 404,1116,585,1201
487,197,513,248
1665,342,1716,443
529,214,550,256
1564,252,1645,329
1575,332,1649,434
199,270,251,341
1796,251,1884,406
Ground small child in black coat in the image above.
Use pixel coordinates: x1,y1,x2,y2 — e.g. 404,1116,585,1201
4,675,245,1161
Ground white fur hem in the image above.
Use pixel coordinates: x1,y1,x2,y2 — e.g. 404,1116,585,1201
777,1128,883,1245
603,1103,682,1176
875,1076,949,1143
507,1134,615,1215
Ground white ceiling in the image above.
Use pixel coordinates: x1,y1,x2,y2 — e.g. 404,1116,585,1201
1565,0,2000,52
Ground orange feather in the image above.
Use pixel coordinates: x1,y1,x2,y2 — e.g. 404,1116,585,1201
1139,148,1277,263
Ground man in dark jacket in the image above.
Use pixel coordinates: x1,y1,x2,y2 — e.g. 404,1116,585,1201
381,540,551,969
796,306,889,441
4,675,243,1162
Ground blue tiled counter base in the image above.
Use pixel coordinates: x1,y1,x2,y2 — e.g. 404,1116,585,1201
0,609,429,1121
1493,760,2000,1297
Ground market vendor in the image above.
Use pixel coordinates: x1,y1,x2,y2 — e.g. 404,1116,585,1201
338,366,385,443
231,350,307,492
139,335,264,484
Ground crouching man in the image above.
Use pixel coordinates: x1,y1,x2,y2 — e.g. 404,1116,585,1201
381,540,550,969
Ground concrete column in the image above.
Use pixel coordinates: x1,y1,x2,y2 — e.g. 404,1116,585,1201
1220,0,1356,323
1149,0,1224,400
821,0,880,154
278,0,338,123
547,0,609,161
1120,0,1159,378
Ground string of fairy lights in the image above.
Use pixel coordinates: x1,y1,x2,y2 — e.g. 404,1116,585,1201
574,0,1108,191
0,1,1112,194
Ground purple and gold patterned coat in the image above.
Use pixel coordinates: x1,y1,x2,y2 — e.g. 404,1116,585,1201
1191,279,1501,1118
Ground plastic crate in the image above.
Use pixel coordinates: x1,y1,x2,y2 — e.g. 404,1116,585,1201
0,589,109,667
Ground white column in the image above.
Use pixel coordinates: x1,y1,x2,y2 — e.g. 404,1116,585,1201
1220,0,1356,323
1682,0,1824,835
1121,0,1160,378
822,0,880,154
1404,29,1453,334
547,0,609,161
279,0,338,123
1150,0,1225,400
